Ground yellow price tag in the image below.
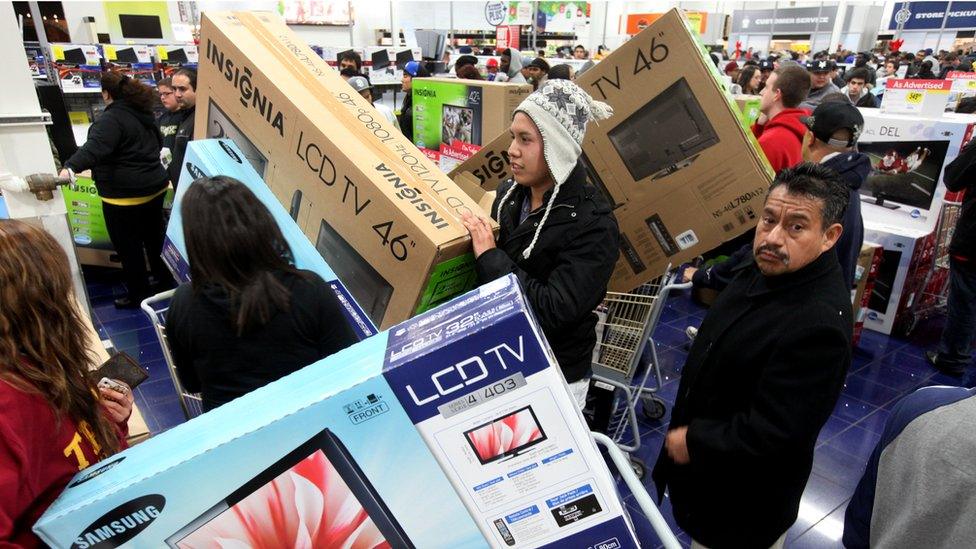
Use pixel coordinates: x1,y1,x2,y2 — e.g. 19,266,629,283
967,80,976,90
104,46,117,60
51,46,64,61
906,91,925,104
156,46,168,61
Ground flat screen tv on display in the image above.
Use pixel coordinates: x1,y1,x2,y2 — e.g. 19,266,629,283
113,47,139,64
62,47,88,65
464,406,547,465
858,140,950,211
165,429,413,548
166,48,189,64
119,14,163,39
607,77,719,182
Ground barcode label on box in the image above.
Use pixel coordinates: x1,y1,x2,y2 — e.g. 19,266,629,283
675,230,699,250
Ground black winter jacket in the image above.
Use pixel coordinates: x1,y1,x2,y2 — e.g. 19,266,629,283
476,163,620,382
823,151,870,287
398,94,414,142
166,270,358,411
157,108,189,152
169,106,195,187
654,251,852,548
64,100,168,199
944,139,976,265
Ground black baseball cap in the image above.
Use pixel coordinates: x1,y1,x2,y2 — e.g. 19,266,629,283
806,59,833,73
801,102,864,148
527,57,550,71
759,59,774,71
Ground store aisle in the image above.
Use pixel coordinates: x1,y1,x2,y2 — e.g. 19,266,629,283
85,267,960,548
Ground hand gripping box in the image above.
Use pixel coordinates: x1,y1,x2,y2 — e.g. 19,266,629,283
194,11,493,329
451,9,774,292
34,275,638,549
412,78,532,173
162,138,376,339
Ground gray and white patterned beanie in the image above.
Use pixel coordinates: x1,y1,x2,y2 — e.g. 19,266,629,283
501,79,613,259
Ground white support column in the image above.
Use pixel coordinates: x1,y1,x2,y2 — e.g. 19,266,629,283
829,0,848,53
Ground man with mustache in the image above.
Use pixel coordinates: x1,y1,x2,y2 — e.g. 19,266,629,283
653,163,853,548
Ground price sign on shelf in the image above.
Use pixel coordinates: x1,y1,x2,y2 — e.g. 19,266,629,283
947,71,976,92
881,79,952,116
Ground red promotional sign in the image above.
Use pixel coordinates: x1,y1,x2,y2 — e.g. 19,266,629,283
885,79,953,91
495,25,520,52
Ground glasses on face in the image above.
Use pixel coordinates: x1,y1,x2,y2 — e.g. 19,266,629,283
159,91,174,98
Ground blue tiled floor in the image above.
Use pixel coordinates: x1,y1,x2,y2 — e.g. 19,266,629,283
84,266,969,548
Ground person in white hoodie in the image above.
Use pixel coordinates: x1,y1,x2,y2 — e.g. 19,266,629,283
495,48,527,84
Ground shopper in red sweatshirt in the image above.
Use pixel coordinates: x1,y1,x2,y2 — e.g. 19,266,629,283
0,220,132,548
752,65,812,173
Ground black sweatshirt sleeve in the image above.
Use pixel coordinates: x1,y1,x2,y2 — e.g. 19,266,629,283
164,286,202,394
944,140,976,193
64,114,122,173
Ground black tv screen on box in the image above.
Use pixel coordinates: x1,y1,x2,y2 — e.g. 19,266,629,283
858,140,950,211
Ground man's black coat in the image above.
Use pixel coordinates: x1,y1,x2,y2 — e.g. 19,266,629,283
653,251,853,548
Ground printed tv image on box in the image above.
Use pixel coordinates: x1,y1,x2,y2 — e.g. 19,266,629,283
858,140,950,211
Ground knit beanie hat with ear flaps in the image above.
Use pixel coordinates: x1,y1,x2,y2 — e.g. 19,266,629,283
499,79,613,259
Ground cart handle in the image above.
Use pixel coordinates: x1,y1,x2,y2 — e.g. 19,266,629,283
591,431,682,549
140,289,177,321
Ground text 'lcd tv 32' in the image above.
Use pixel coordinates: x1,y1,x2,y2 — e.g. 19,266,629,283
607,77,719,182
464,406,547,465
166,429,413,548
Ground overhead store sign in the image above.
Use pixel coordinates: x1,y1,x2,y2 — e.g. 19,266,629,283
731,6,837,34
625,12,707,36
888,2,976,30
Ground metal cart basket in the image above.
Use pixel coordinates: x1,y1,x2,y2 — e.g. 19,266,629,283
141,290,205,420
591,267,692,478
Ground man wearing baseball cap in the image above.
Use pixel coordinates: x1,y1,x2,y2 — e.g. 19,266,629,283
397,60,429,141
801,100,870,287
347,75,399,130
758,58,774,91
800,59,842,111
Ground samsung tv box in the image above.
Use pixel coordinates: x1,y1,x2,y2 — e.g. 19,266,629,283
34,275,638,548
162,138,376,339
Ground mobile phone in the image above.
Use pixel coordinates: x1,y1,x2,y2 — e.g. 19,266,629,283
97,377,130,396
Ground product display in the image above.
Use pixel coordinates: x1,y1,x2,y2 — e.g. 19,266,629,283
49,43,103,92
852,243,883,346
163,138,377,338
412,78,532,172
862,225,937,335
34,275,638,549
451,9,773,293
63,173,175,268
194,11,492,329
857,109,976,233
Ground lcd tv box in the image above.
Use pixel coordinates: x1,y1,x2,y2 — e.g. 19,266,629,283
412,78,531,172
162,138,376,339
35,275,638,549
195,11,494,329
450,9,774,293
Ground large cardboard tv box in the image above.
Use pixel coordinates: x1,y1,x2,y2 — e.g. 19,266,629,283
35,276,638,549
412,78,531,173
194,12,491,329
451,9,773,292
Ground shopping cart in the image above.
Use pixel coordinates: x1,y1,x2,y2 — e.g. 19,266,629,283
140,290,205,420
591,267,692,478
900,201,961,336
593,431,682,549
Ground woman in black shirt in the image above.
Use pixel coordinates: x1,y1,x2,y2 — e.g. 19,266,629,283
165,176,358,411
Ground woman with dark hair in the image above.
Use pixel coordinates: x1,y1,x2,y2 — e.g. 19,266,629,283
737,65,762,94
0,219,132,546
165,177,358,412
60,71,172,308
